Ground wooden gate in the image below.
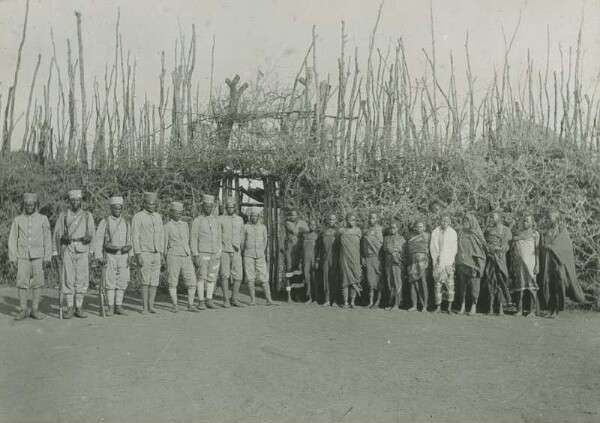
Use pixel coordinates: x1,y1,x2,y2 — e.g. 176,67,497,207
221,175,281,291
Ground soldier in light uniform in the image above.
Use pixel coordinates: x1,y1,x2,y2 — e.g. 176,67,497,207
52,189,95,319
190,194,221,310
242,209,274,306
218,197,245,308
8,193,53,320
132,192,164,315
163,201,196,312
93,196,133,316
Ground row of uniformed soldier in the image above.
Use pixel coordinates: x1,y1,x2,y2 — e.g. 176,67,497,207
8,190,274,320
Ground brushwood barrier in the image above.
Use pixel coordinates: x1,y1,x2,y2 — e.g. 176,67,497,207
0,143,598,307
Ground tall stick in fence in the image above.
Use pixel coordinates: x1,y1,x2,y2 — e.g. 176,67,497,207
21,54,42,152
75,11,88,165
312,25,321,147
2,0,30,155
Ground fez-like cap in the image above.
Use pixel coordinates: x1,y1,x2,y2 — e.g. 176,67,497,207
143,192,157,202
202,194,215,204
68,190,82,199
171,201,184,212
224,197,236,206
23,193,38,202
109,196,124,206
249,207,261,216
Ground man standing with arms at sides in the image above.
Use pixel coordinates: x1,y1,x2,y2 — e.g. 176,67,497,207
316,213,339,307
9,193,52,320
284,208,308,302
430,214,458,313
218,197,245,308
190,194,222,310
162,201,196,313
242,209,275,305
53,190,95,319
132,192,164,315
93,196,133,316
362,212,384,309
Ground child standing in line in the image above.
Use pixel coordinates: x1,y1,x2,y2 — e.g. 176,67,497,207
302,219,319,304
383,221,406,310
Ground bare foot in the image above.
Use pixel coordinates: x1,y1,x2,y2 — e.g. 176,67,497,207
407,307,416,312
304,298,312,305
514,311,522,317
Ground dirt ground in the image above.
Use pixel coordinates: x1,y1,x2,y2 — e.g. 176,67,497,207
0,286,599,423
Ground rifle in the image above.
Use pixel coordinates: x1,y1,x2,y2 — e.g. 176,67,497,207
58,258,64,320
99,256,107,317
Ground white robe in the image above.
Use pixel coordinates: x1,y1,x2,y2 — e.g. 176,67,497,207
429,225,457,270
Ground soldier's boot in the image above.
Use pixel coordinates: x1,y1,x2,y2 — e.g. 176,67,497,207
197,300,207,311
64,307,74,319
205,299,218,309
14,309,28,321
75,308,88,318
105,305,114,316
114,305,128,316
230,280,245,307
29,309,43,320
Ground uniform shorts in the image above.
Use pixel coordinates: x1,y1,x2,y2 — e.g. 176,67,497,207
219,251,243,280
62,249,90,295
167,255,195,288
104,253,130,290
195,252,220,283
16,258,44,289
139,251,161,287
244,256,269,284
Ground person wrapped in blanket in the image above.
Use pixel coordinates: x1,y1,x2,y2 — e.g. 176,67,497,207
539,209,587,319
361,212,383,309
339,213,363,308
510,213,539,317
456,214,488,316
482,211,513,316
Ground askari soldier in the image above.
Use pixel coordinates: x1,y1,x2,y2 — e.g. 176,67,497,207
8,193,52,320
132,192,164,314
163,201,196,312
242,208,274,305
190,194,221,310
52,190,95,319
218,196,245,308
93,196,132,316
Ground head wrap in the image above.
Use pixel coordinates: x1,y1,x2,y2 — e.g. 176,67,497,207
23,193,37,202
224,197,236,207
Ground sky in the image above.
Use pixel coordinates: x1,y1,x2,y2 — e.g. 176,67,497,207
0,0,599,141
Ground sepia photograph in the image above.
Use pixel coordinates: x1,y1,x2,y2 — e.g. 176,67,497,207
0,0,599,422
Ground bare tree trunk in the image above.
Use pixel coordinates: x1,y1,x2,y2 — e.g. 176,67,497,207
2,0,30,155
75,11,88,166
21,54,42,151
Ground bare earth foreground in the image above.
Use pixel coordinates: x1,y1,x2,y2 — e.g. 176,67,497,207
0,286,599,423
